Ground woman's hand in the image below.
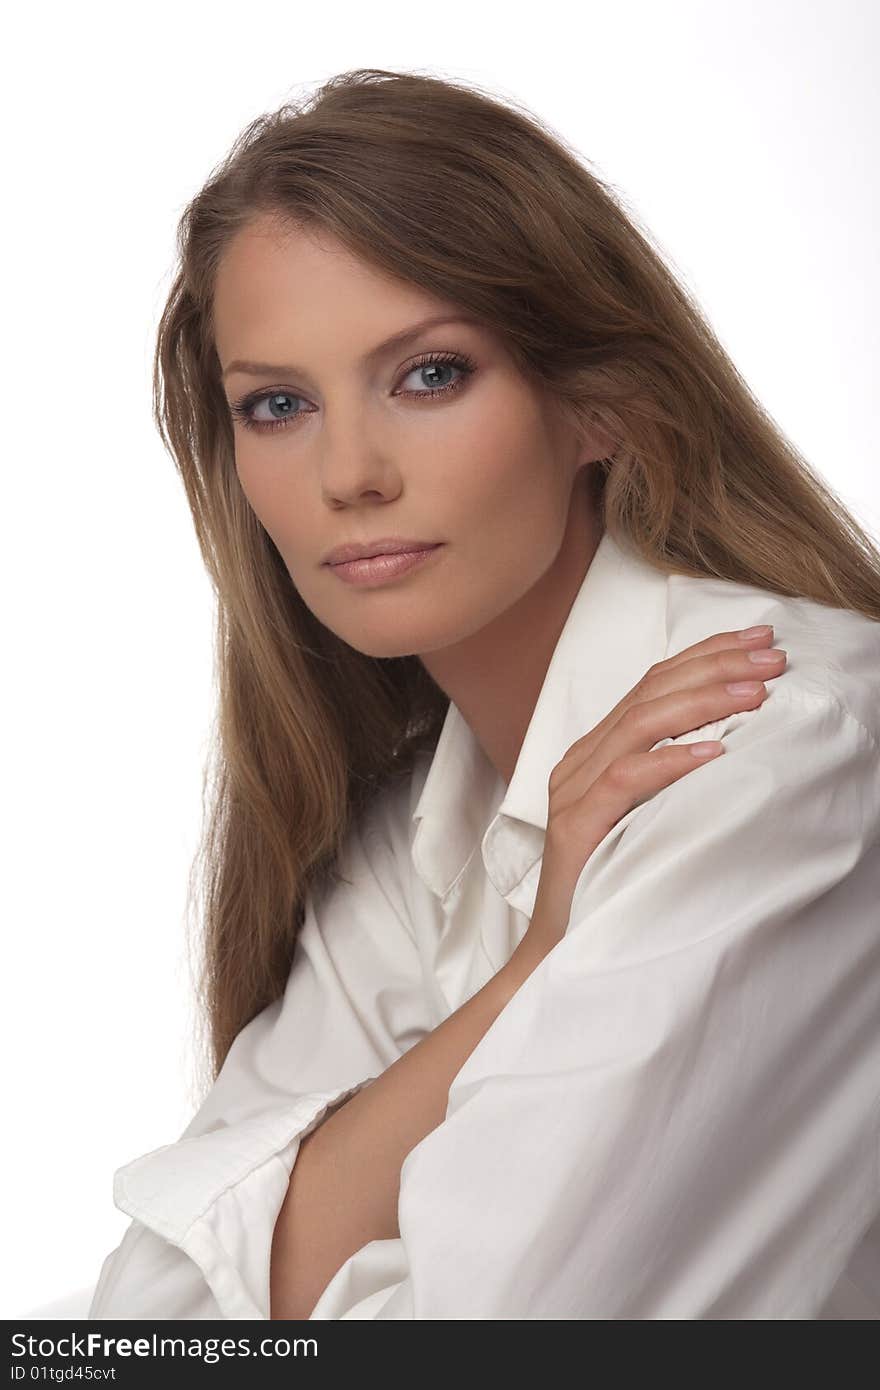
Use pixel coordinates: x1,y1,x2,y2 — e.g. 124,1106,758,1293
525,624,789,953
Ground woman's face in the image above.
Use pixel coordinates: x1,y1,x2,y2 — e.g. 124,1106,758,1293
213,215,610,660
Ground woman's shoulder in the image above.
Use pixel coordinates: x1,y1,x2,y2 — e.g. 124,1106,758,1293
665,569,880,746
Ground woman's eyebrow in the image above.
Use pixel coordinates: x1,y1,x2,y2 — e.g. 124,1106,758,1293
221,313,483,381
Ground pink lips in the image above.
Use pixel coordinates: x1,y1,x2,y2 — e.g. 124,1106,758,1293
327,544,443,586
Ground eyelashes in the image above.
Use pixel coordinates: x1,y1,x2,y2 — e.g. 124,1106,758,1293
228,349,477,435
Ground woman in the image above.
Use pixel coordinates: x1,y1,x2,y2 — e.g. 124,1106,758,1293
88,68,880,1320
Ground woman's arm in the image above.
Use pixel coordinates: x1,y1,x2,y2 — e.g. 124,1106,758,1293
270,929,551,1318
88,778,437,1321
272,627,786,1318
304,692,880,1319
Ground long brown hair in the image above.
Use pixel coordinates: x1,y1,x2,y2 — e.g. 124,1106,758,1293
154,67,880,1090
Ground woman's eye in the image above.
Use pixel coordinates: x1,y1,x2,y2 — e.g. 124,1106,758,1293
253,392,302,427
228,390,307,433
396,350,475,399
229,349,476,434
398,359,462,393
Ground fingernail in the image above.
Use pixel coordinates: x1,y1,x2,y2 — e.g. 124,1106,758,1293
739,624,773,639
690,741,724,758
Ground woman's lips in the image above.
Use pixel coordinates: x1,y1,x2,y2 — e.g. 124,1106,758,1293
327,544,444,586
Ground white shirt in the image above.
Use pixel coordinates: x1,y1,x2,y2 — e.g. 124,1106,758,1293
88,529,880,1320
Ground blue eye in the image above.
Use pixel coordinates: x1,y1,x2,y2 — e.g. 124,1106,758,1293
228,349,477,435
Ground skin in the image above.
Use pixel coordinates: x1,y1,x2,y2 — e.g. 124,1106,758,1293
213,215,615,784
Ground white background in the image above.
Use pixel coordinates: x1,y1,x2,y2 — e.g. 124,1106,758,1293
3,0,877,1317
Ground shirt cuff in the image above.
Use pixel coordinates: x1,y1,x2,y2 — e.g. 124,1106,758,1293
108,1078,378,1319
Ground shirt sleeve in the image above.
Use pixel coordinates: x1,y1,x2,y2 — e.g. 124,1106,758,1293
308,691,880,1319
88,779,433,1320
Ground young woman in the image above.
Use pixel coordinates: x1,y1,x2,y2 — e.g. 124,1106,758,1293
88,68,880,1320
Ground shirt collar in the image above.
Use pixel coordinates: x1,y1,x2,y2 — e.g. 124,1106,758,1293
410,528,670,908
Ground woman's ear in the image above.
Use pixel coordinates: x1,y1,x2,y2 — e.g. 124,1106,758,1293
573,406,618,464
550,394,618,468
